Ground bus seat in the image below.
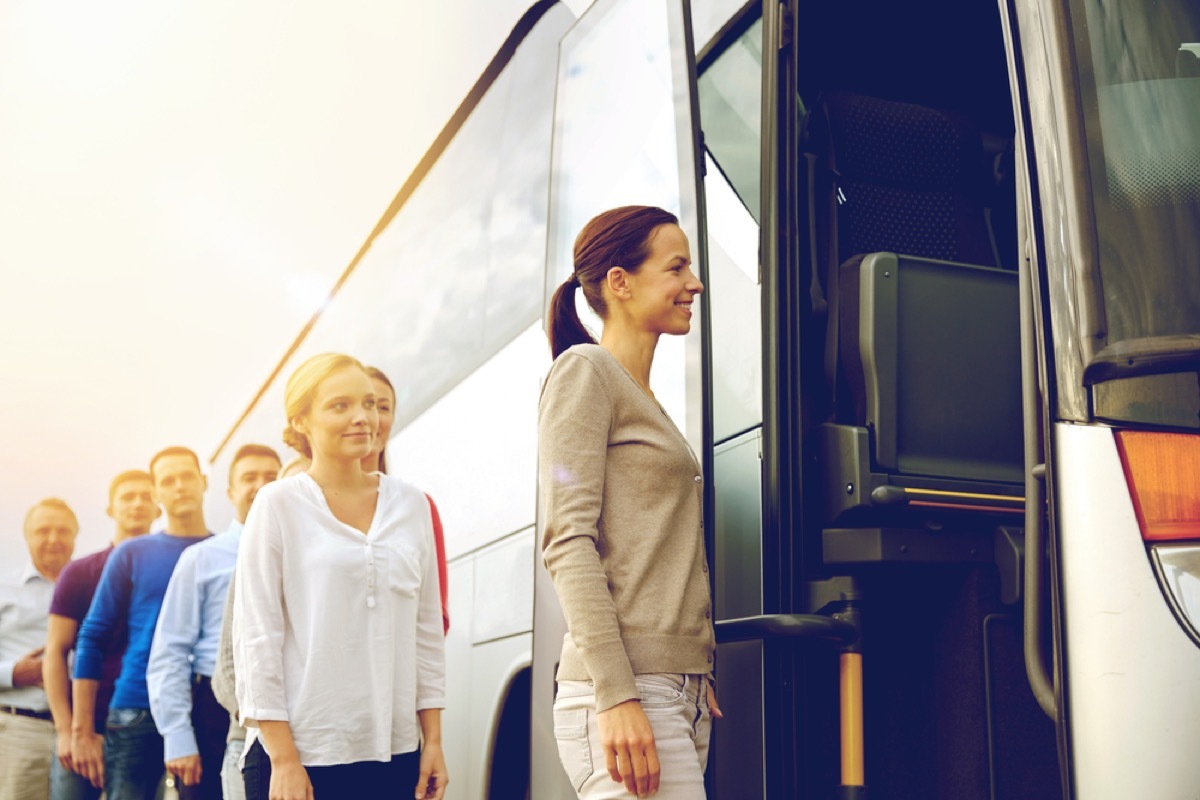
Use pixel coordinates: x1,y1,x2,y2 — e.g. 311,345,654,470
820,252,1024,528
803,91,1025,530
817,91,998,268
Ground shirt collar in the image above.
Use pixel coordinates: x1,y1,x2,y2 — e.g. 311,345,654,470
20,560,54,585
224,519,244,537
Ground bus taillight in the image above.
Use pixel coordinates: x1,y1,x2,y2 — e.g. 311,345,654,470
1114,430,1200,541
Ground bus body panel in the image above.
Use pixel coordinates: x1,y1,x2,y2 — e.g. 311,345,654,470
1055,422,1200,799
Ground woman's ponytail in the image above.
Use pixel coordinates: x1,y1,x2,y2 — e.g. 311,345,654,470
547,275,596,359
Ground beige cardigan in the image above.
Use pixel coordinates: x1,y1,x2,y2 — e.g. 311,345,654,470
538,344,716,712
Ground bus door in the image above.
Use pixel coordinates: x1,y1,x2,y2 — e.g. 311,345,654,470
734,0,1071,796
531,1,710,797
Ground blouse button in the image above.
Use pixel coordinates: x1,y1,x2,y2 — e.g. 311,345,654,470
367,595,377,609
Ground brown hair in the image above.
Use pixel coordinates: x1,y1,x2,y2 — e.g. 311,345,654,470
547,205,679,359
228,444,282,484
283,353,368,458
149,447,203,482
24,497,79,533
108,470,153,504
365,366,395,474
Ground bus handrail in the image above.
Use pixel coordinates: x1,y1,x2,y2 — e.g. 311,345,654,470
1020,235,1057,719
714,614,859,646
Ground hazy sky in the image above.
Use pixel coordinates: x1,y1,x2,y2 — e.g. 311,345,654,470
0,0,551,567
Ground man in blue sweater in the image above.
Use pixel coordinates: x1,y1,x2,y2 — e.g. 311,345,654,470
72,447,212,800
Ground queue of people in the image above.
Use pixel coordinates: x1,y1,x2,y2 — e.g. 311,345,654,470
2,205,720,800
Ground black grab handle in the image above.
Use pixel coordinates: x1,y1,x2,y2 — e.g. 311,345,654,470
714,614,859,646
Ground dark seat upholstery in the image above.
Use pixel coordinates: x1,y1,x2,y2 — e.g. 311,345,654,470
806,92,1024,526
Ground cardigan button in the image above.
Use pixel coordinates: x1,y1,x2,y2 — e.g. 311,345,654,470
694,475,702,483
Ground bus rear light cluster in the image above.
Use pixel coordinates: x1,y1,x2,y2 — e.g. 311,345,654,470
1114,430,1200,541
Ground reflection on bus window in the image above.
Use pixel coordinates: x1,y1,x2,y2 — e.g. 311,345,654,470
1071,0,1200,346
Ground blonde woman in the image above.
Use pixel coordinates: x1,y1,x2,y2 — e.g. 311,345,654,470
233,353,447,800
540,206,721,799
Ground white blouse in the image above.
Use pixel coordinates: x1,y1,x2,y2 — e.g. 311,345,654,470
233,472,445,766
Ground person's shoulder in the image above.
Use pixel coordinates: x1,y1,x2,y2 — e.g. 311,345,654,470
111,532,160,562
548,344,616,388
380,473,425,505
58,547,111,583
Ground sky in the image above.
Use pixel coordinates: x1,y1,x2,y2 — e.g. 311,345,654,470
0,0,563,567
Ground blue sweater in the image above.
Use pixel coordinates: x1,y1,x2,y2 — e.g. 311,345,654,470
74,532,209,710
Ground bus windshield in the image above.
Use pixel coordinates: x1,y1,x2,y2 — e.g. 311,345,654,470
1070,0,1200,352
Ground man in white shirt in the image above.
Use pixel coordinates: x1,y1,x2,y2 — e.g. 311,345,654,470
148,444,280,800
0,498,79,800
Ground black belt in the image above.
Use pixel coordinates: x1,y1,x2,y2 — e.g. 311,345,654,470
0,705,53,721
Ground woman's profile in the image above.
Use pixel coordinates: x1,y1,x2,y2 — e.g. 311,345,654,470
539,205,721,799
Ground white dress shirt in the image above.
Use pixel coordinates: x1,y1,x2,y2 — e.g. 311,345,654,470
0,562,55,711
147,521,240,760
233,473,445,767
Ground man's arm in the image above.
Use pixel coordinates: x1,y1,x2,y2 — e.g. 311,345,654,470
147,547,204,784
43,615,80,769
72,549,133,790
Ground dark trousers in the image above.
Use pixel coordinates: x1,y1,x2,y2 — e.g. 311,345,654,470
175,676,228,800
104,708,164,800
242,739,420,799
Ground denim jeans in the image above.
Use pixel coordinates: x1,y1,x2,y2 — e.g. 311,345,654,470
50,755,101,800
554,673,712,799
221,738,246,800
104,707,165,800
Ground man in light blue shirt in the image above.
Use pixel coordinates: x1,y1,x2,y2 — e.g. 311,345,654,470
147,444,280,800
1,498,79,800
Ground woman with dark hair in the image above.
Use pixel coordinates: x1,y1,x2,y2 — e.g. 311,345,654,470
362,366,450,635
539,206,721,799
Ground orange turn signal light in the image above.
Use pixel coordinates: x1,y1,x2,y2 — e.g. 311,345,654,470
1115,430,1200,541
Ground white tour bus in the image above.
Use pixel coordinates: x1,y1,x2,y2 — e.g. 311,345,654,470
209,0,1200,797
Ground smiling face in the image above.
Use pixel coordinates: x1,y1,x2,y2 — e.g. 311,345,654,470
370,377,395,460
619,223,703,336
24,504,78,580
293,366,379,464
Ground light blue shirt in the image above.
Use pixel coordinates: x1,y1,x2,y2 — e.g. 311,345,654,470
0,562,55,711
147,522,241,760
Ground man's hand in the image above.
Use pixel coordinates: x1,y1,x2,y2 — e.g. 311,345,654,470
12,646,45,687
597,699,659,797
72,728,105,789
167,754,203,787
54,730,75,772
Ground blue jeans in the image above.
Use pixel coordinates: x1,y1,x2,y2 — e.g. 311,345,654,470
221,738,246,800
50,756,101,800
104,707,165,800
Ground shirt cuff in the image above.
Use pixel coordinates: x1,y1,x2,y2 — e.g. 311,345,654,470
0,661,14,689
416,696,446,711
239,706,289,726
163,729,200,762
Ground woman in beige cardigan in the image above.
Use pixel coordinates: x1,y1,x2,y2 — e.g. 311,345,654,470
539,205,721,799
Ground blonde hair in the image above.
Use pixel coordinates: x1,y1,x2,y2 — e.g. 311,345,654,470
282,353,368,458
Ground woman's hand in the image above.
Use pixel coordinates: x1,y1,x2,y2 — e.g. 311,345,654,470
415,741,448,799
598,699,659,797
708,679,724,719
268,757,313,800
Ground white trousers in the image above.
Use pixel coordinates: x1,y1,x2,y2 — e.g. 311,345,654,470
553,674,711,799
